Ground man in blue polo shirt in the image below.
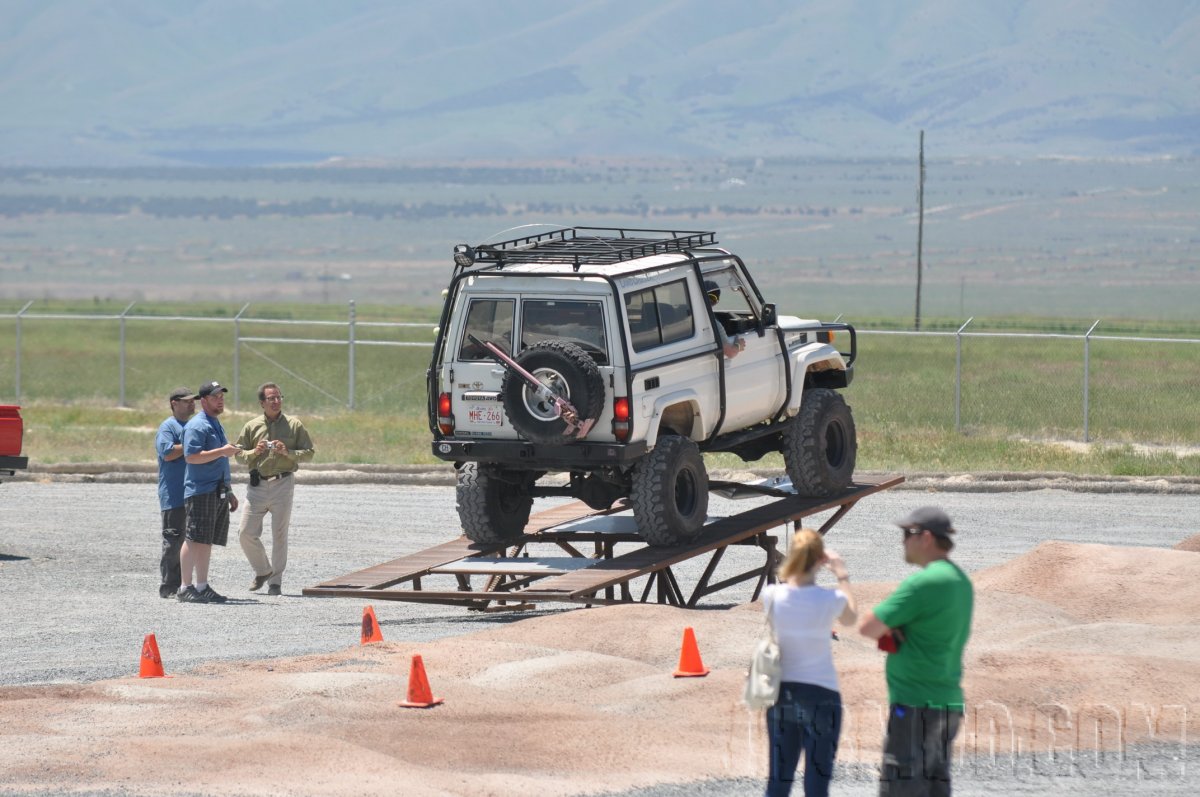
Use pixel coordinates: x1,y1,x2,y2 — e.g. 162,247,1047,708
179,380,241,604
154,386,195,598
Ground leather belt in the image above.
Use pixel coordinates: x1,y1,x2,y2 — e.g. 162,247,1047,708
264,472,292,481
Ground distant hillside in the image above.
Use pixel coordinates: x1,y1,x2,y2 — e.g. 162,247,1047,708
2,0,1198,165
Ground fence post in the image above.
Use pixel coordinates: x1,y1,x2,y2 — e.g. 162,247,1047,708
955,317,974,433
118,301,136,407
14,300,33,402
1083,320,1100,442
233,303,250,410
348,299,356,410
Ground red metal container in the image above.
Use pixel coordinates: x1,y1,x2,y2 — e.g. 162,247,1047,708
0,405,23,457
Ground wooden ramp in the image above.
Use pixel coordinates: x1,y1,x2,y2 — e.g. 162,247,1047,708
303,474,903,609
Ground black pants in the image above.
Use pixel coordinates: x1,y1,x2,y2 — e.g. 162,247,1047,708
879,704,962,797
159,505,186,597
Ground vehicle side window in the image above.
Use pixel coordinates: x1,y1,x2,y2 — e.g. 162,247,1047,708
521,300,609,365
625,278,695,352
458,298,515,361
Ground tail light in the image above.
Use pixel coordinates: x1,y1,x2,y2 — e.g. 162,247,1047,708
612,396,631,441
437,392,454,435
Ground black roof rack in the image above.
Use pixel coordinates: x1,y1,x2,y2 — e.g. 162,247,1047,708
468,227,717,272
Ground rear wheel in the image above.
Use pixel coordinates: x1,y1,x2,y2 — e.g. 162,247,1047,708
782,388,857,496
630,435,709,546
456,463,534,543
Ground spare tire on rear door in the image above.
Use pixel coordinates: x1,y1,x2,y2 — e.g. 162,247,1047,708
501,340,604,445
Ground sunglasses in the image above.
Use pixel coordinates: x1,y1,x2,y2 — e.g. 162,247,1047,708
902,528,924,540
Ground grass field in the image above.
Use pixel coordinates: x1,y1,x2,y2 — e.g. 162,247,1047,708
4,303,1198,477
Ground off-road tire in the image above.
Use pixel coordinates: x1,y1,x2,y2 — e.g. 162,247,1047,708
501,341,604,445
456,463,533,543
782,388,857,496
630,435,709,546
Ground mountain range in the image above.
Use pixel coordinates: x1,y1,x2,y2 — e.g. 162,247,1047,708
2,0,1198,166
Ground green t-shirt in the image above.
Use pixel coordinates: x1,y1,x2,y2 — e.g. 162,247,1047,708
872,559,973,709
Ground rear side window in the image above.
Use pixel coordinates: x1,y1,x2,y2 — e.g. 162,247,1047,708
625,279,695,352
521,300,608,365
457,298,514,360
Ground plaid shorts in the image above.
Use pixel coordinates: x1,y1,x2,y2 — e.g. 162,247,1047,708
185,486,230,546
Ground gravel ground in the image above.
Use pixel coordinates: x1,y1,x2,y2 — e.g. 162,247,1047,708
2,479,1198,796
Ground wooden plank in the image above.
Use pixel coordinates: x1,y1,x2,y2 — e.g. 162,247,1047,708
431,556,598,576
531,476,903,597
307,499,622,593
306,537,506,591
305,475,904,604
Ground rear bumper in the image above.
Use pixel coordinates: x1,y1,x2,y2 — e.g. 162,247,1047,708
0,455,28,473
432,439,646,469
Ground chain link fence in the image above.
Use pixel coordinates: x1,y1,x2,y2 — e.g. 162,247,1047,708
2,303,1198,446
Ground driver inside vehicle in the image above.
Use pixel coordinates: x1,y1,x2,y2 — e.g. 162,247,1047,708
705,280,743,358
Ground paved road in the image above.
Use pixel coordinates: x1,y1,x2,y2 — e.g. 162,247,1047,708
1,482,1197,796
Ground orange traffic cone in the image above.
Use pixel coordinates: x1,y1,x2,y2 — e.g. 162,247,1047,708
673,626,709,678
139,633,165,678
361,605,384,644
398,654,443,708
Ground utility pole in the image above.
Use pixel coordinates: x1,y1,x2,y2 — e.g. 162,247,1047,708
915,130,925,331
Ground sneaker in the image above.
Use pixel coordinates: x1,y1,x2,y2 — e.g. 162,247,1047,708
249,571,273,592
177,586,207,603
267,584,282,596
197,585,228,603
160,586,178,599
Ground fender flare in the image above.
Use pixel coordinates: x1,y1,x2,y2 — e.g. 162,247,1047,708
642,389,705,449
786,344,848,414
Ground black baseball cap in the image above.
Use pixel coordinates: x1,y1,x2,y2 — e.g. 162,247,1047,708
896,506,956,537
196,380,228,398
704,279,721,303
169,386,193,402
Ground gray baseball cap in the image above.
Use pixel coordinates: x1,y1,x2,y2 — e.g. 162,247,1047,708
896,506,956,537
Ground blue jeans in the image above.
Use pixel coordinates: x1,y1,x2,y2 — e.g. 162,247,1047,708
765,682,843,797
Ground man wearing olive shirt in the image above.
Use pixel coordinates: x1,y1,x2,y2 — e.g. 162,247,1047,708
235,382,315,597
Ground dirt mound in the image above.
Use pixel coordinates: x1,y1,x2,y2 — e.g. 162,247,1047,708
1173,532,1200,552
973,540,1200,624
1,543,1197,796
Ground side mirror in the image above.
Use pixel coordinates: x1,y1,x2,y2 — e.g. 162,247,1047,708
760,303,777,328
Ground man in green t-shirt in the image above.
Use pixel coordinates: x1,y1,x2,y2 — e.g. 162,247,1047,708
859,506,973,796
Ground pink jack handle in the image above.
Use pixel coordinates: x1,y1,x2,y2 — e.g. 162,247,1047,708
468,335,594,439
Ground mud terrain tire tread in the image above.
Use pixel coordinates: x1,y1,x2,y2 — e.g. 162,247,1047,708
456,462,533,543
782,388,857,497
630,435,709,546
501,341,604,445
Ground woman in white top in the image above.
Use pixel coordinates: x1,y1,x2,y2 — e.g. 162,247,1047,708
761,528,858,797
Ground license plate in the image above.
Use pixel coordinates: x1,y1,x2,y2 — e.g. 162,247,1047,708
467,405,503,426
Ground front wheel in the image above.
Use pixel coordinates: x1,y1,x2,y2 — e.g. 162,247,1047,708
630,435,709,546
456,463,534,543
782,388,857,496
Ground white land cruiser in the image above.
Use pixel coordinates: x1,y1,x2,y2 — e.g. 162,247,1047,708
428,227,857,546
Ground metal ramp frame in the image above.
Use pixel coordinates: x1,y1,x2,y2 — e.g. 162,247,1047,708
302,474,903,610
